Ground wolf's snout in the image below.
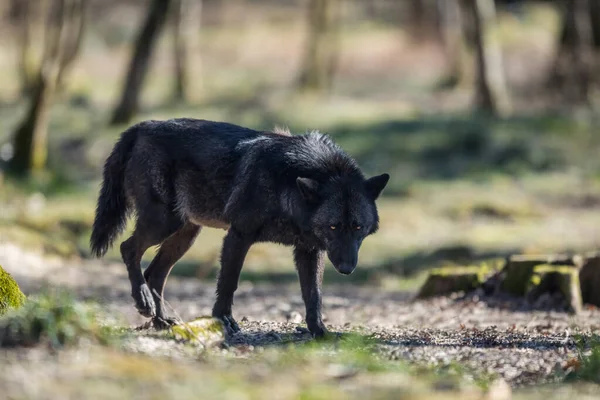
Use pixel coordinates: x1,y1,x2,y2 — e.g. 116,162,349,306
334,262,356,275
327,243,359,276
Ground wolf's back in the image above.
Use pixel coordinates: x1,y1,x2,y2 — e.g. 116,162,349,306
90,127,138,257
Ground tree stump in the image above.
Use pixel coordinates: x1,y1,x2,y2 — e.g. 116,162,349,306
417,260,501,298
500,254,575,296
526,264,582,314
578,253,600,307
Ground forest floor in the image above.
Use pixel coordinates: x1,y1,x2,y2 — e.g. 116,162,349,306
2,242,600,399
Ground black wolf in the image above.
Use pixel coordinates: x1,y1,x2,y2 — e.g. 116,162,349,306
90,119,389,337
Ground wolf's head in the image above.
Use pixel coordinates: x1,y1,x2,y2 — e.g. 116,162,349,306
297,173,389,275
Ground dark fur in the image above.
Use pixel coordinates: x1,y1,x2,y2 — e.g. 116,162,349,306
90,119,389,336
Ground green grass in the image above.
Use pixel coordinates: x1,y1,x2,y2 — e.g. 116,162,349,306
564,335,600,384
0,289,114,349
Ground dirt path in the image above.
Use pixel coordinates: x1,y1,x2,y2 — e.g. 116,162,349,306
2,243,599,387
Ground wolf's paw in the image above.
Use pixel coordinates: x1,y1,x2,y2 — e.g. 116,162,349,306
133,284,156,318
217,315,240,336
152,316,180,330
307,321,329,339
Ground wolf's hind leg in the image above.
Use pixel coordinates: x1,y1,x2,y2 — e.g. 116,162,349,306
121,206,183,318
120,235,157,318
144,223,201,329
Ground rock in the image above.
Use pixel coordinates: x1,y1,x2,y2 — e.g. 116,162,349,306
500,254,575,296
417,261,501,299
526,264,582,314
0,265,26,315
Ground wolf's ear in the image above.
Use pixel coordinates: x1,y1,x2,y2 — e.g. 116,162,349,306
365,173,390,200
297,177,320,203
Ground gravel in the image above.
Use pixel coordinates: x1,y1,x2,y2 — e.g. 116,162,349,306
2,243,599,387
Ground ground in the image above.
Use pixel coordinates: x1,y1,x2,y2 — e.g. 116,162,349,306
2,241,600,398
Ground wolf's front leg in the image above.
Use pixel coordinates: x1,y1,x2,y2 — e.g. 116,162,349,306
212,228,253,335
294,247,327,338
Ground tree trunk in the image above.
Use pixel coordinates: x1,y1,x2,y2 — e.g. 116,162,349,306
547,3,572,88
409,0,427,39
10,68,59,174
409,0,442,41
110,0,172,125
467,0,511,116
56,0,86,88
11,0,39,96
297,0,339,93
549,0,594,104
171,0,197,102
570,0,594,104
591,0,600,49
9,0,85,176
435,0,470,89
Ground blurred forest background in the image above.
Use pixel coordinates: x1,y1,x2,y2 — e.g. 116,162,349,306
0,0,599,286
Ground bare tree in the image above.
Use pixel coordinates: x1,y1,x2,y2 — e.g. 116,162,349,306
465,0,511,116
10,0,42,95
408,0,443,41
592,0,600,49
297,0,340,93
9,0,87,175
171,0,198,102
548,0,595,105
56,0,85,87
570,0,594,104
110,0,172,125
435,0,470,89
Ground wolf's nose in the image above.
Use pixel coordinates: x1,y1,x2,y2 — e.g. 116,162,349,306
336,263,355,275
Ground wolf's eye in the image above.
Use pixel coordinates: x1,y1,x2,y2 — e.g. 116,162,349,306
330,225,337,230
355,226,361,230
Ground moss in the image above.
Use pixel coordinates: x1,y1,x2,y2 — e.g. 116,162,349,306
170,317,225,345
532,264,577,275
0,265,26,315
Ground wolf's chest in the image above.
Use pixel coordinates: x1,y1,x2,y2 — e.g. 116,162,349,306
255,217,304,245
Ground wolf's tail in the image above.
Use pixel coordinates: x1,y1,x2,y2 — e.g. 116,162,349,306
90,127,138,258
